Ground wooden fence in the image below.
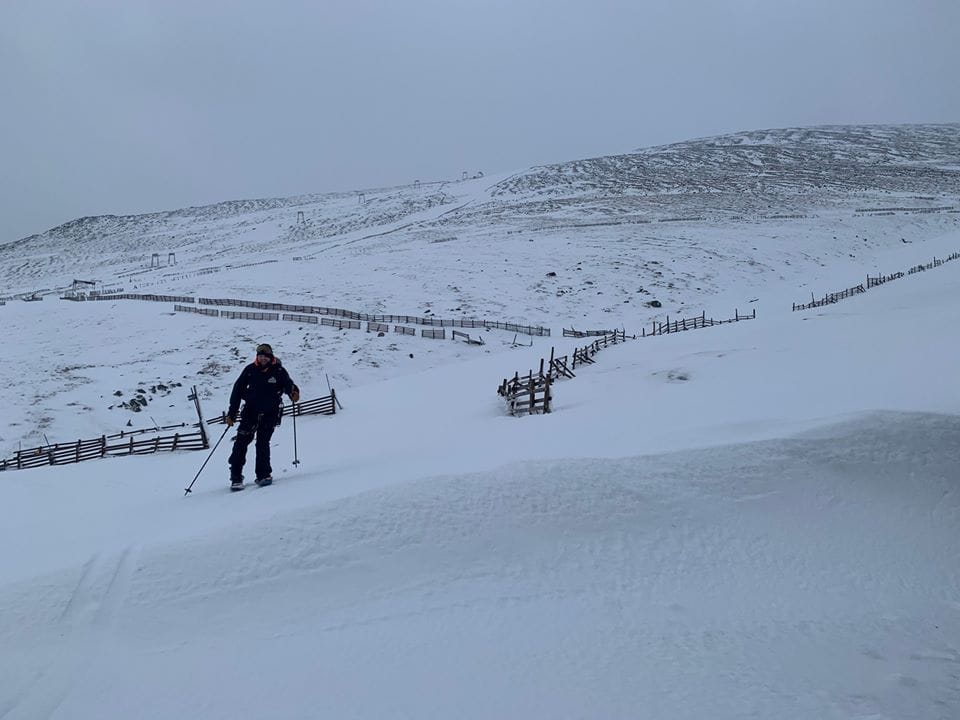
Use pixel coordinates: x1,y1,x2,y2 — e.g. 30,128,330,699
1,385,213,472
499,374,552,415
221,310,280,321
866,272,904,289
498,330,632,416
86,292,551,337
321,317,361,330
283,313,318,324
176,304,219,317
1,428,207,471
907,252,960,275
452,330,484,345
206,391,339,424
95,293,195,303
793,252,960,311
195,297,551,336
793,285,865,311
2,389,342,470
562,328,613,338
642,309,755,336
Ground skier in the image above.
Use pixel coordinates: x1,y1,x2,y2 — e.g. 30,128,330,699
225,343,300,490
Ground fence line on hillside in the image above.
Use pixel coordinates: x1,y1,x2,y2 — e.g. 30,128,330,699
154,294,549,338
1,385,212,472
497,330,633,416
206,391,339,424
907,252,960,274
793,284,865,311
1,389,340,472
200,296,553,336
176,304,219,317
54,286,554,337
562,327,613,338
221,310,279,321
2,430,208,470
93,293,195,303
641,309,755,337
792,251,960,311
865,272,904,289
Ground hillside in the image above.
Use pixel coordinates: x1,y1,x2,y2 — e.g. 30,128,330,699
1,218,958,718
0,123,959,718
2,124,958,323
1,124,958,452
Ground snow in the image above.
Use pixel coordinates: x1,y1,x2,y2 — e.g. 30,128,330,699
1,127,959,718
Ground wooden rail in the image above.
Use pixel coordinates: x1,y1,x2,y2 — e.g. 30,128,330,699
2,430,207,471
498,330,632,416
793,252,960,311
562,328,613,338
206,391,339,424
642,309,755,336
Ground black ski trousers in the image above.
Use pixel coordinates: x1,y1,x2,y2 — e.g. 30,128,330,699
228,410,277,481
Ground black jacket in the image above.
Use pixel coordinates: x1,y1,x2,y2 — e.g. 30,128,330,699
228,357,298,420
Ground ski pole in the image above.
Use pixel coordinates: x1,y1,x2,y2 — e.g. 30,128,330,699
184,425,230,496
292,402,300,466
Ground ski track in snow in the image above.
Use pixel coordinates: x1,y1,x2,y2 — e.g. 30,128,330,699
1,547,140,720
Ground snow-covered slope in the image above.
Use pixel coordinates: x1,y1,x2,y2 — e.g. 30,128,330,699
2,125,958,453
2,124,958,319
0,125,958,719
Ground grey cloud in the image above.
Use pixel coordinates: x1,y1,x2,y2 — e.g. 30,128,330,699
1,0,958,242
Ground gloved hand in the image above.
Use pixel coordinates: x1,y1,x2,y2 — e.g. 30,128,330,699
225,416,235,427
290,389,300,403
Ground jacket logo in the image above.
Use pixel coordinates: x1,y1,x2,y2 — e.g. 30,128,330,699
268,377,277,384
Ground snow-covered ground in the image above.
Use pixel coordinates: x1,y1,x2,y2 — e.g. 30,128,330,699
1,125,959,718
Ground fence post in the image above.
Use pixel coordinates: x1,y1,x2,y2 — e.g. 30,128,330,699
188,385,209,449
544,375,552,414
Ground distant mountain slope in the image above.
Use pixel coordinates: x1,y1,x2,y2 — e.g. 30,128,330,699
420,124,959,234
492,124,960,199
0,124,957,303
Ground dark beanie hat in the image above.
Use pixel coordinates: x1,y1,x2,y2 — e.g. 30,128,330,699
256,343,274,356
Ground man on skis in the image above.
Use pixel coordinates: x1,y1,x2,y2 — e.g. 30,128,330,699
225,343,300,490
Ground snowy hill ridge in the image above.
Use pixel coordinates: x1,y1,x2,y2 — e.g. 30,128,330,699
492,123,960,203
2,123,959,297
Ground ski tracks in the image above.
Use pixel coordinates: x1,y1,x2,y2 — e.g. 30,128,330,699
1,545,140,720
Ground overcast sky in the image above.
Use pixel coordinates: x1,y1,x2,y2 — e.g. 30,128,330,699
1,0,958,242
